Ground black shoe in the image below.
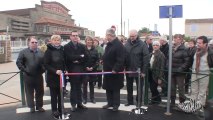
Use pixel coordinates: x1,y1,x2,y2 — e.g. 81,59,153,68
83,99,87,104
36,107,45,112
71,105,76,112
30,108,35,113
112,107,118,112
98,84,102,89
90,99,96,104
102,104,112,109
125,103,134,106
77,104,87,109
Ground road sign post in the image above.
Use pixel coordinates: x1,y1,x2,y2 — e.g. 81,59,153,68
159,5,183,116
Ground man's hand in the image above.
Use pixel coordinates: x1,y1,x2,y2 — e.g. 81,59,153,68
112,70,116,74
140,73,145,78
73,60,79,63
80,54,84,58
158,79,162,85
86,67,93,71
56,70,63,75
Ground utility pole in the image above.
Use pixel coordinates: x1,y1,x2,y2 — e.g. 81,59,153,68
124,21,125,37
121,0,123,36
128,19,129,35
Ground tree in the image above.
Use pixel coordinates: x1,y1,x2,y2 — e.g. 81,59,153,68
138,27,151,36
183,35,191,42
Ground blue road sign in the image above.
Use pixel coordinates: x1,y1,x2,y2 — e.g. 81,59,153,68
159,5,182,18
152,31,159,36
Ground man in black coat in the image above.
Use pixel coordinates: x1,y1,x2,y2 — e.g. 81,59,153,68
171,34,190,106
124,29,150,106
144,35,153,54
102,28,125,111
16,36,45,113
64,31,88,112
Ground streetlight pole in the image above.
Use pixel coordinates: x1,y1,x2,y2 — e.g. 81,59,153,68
121,0,123,36
128,19,129,35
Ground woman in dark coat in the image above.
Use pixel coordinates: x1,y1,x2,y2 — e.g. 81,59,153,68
102,28,125,111
44,35,65,119
82,36,99,104
149,41,165,104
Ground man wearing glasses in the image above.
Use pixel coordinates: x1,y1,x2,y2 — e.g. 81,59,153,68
124,29,149,106
16,36,45,113
64,31,88,112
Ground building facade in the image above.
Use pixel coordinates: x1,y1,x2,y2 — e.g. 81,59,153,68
0,1,95,41
185,18,213,39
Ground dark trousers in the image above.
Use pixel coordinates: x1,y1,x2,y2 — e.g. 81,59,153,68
126,76,143,104
70,81,82,106
106,89,120,107
83,76,95,101
185,69,192,93
50,87,61,112
96,70,102,87
24,76,44,108
162,70,168,96
148,70,161,103
171,74,186,103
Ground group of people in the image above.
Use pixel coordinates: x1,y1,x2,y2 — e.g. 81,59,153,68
16,27,212,119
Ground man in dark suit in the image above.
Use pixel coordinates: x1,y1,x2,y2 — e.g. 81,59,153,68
64,31,88,112
102,28,125,111
145,35,153,54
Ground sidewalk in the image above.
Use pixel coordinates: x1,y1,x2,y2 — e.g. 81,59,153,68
0,61,20,106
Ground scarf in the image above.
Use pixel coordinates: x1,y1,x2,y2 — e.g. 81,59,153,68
195,47,207,73
51,44,62,49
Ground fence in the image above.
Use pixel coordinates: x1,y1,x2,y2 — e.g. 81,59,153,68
0,71,22,105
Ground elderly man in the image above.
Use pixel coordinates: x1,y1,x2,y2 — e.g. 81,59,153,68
124,29,149,106
102,28,125,111
16,36,45,113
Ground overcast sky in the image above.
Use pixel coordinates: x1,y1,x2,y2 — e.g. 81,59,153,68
0,0,213,37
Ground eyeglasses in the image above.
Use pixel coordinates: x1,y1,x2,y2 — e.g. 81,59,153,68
31,42,38,44
153,45,159,46
72,35,78,37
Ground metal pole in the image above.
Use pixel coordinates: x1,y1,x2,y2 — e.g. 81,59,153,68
116,25,119,36
165,6,173,115
120,0,123,36
60,73,65,119
128,19,129,36
5,26,9,62
60,73,71,119
137,68,141,108
19,71,26,106
124,21,126,37
131,68,148,114
144,69,149,105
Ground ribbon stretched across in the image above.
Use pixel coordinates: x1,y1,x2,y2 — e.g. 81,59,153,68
64,71,137,76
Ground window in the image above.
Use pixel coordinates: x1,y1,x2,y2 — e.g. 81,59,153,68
190,24,197,32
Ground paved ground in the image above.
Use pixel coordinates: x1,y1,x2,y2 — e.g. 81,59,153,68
0,61,205,120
